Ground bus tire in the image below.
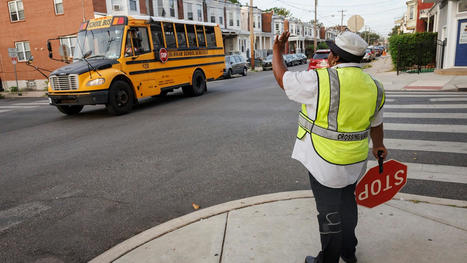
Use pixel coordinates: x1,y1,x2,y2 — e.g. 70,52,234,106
184,70,206,97
56,105,83,115
106,80,134,115
242,67,247,76
227,69,232,78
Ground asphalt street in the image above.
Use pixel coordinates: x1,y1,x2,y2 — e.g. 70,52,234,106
0,64,466,262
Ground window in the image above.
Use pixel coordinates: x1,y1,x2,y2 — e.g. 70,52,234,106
125,27,150,56
409,6,414,19
237,19,240,27
210,8,215,23
187,3,193,20
229,12,233,26
197,5,202,21
275,23,279,31
54,0,64,15
186,24,197,47
129,0,137,11
175,24,187,48
205,26,216,47
211,16,216,23
169,0,175,17
218,8,223,25
15,41,30,61
196,26,206,47
157,0,165,16
8,0,25,22
459,0,467,12
151,22,164,49
164,23,177,48
59,36,77,58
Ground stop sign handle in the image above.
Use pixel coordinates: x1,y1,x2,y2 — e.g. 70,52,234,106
378,150,384,174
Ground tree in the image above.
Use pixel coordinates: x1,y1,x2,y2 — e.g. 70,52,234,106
309,19,323,28
358,31,381,45
228,0,240,3
264,7,291,17
388,25,401,37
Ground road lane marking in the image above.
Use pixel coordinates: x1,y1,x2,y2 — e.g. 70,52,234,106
429,98,467,102
384,123,467,134
384,112,467,119
385,99,395,102
385,92,464,95
387,94,467,98
385,104,467,109
0,109,12,114
0,202,51,232
0,106,39,109
371,139,467,154
367,161,467,184
12,102,49,106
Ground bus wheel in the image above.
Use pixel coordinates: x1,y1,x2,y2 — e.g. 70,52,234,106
227,69,232,79
56,105,83,115
184,70,206,97
242,67,248,76
106,80,134,115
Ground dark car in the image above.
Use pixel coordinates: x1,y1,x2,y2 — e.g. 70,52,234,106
224,54,248,78
284,54,296,66
262,55,273,70
296,53,308,64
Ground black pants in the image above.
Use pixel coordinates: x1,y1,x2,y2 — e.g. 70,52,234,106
308,172,358,263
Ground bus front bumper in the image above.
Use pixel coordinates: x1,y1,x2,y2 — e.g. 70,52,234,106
48,90,109,106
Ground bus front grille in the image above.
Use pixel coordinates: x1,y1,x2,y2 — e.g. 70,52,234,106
50,75,79,91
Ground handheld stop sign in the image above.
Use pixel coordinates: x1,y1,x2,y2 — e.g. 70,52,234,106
356,152,407,208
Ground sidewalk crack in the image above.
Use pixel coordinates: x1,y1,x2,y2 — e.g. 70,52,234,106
218,211,229,263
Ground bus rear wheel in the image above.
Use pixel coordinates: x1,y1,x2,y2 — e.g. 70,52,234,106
106,80,134,115
183,70,206,97
56,105,83,115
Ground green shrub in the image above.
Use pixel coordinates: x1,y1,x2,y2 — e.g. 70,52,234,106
10,86,18,92
389,32,437,70
0,94,5,99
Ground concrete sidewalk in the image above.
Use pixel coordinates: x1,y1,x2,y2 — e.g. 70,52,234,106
91,191,467,263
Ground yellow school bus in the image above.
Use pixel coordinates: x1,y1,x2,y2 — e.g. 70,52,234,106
47,15,225,115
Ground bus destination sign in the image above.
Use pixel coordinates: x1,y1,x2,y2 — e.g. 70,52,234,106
87,17,113,30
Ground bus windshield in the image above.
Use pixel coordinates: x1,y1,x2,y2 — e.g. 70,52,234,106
73,26,124,61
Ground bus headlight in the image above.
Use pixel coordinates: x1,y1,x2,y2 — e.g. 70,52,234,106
87,78,105,86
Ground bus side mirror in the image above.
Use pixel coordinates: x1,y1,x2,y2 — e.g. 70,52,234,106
47,41,53,58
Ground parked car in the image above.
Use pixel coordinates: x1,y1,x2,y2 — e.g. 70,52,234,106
284,54,296,67
296,53,308,64
362,48,376,62
308,49,330,70
262,54,273,70
224,54,248,78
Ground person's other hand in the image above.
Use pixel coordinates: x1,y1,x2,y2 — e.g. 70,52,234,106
273,31,290,54
372,146,388,160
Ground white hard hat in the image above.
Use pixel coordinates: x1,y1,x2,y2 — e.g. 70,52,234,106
326,31,368,62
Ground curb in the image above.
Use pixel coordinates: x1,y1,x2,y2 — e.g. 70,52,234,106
90,191,467,263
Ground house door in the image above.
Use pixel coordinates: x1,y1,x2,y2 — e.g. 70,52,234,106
455,19,467,66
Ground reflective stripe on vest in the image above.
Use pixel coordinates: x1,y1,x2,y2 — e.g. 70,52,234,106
297,67,384,165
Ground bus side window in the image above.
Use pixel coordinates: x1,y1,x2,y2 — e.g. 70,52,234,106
134,27,151,55
205,26,216,48
151,22,165,49
196,26,206,48
175,24,187,48
164,22,177,49
186,24,197,48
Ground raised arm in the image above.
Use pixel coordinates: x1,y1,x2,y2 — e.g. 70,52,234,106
272,31,290,90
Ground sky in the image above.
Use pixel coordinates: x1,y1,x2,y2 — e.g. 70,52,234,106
239,0,407,37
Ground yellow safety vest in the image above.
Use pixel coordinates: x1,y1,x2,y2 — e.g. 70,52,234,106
297,67,385,165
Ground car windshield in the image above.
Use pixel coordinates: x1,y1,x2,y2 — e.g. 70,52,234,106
73,26,124,61
313,53,329,59
266,55,273,60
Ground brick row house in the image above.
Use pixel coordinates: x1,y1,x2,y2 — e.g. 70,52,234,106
0,0,321,91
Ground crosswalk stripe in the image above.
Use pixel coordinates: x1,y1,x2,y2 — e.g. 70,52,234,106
387,94,467,98
385,99,395,102
384,112,467,119
0,109,12,113
0,106,38,109
12,103,49,106
386,92,465,95
385,104,467,109
429,98,467,102
374,139,467,154
384,123,467,134
367,161,467,184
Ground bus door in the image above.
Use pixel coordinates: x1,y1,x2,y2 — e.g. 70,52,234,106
122,26,158,98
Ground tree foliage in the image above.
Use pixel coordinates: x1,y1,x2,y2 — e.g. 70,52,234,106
228,0,240,4
265,7,291,17
357,31,381,45
388,25,401,37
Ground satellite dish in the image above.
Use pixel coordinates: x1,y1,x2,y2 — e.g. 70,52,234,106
347,15,364,32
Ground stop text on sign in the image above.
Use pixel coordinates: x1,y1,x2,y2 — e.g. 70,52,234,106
358,169,405,201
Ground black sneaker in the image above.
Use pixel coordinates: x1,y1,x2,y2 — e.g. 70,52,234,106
341,254,357,263
304,256,317,263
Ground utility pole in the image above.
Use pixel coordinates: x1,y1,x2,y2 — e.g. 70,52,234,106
338,9,346,32
249,0,255,69
314,0,317,53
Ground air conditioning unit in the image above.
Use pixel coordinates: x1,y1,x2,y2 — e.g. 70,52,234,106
113,4,122,11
